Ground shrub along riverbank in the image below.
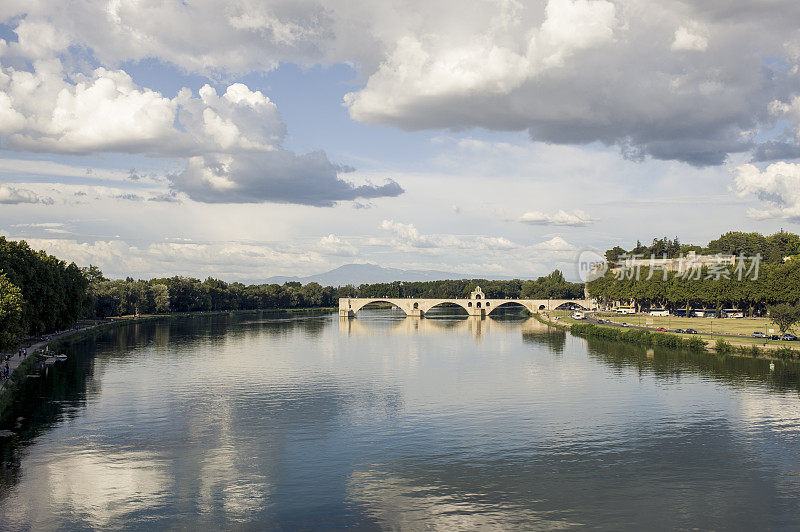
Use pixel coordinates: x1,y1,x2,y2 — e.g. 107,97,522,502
570,322,708,351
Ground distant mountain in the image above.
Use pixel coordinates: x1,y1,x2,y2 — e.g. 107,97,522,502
264,263,520,287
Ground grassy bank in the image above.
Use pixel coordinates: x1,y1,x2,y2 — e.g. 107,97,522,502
535,312,800,360
593,313,799,346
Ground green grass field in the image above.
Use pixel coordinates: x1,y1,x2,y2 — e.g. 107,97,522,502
545,310,800,348
598,314,778,336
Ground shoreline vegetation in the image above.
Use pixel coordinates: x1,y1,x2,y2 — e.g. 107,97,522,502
534,312,800,361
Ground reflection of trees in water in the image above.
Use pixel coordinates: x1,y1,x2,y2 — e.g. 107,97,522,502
585,337,800,392
85,312,332,360
418,316,467,328
0,310,336,501
522,329,566,354
520,319,566,354
0,340,97,493
488,302,530,317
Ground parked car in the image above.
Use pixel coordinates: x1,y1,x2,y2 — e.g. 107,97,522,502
656,327,667,332
782,334,798,341
770,334,782,340
751,331,767,338
596,319,605,324
621,322,629,327
675,328,685,333
685,329,698,334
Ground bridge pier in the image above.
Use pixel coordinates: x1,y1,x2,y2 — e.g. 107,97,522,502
339,309,354,318
408,309,424,317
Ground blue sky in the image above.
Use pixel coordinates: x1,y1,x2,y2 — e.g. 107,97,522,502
1,1,799,281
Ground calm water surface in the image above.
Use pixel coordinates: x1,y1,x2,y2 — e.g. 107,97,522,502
1,310,800,530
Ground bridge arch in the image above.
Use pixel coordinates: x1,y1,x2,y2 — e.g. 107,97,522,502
487,301,532,316
553,301,589,311
422,300,471,315
424,301,469,316
352,299,402,314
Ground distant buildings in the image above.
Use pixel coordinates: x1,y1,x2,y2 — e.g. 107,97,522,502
610,251,736,274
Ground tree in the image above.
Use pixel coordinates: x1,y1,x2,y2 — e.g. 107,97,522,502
152,284,171,313
81,264,107,283
0,273,24,349
768,303,800,335
0,237,89,333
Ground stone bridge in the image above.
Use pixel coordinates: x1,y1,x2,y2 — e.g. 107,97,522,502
339,286,596,318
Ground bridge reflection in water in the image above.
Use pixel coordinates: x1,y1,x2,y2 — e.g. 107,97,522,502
339,312,565,342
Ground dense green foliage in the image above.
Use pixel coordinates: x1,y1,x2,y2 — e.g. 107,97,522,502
0,237,88,336
706,231,800,262
715,338,733,354
588,260,800,314
86,277,340,317
607,231,800,263
570,323,707,351
85,269,584,318
768,303,800,335
0,273,24,349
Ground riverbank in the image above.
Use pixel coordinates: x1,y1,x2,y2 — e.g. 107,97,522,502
0,307,336,424
534,312,800,360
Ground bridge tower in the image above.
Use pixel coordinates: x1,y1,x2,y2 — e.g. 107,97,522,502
466,286,486,317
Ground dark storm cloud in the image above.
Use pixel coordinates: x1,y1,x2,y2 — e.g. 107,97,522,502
168,150,404,206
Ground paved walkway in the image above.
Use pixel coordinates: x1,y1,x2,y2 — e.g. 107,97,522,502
0,326,96,388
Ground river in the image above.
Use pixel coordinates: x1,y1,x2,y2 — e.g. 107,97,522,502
1,310,799,529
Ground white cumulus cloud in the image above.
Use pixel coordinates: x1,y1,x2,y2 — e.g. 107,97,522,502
5,1,800,166
318,234,358,256
519,209,593,226
378,220,519,251
732,162,800,221
0,36,403,206
671,25,708,51
533,236,576,251
0,185,52,205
